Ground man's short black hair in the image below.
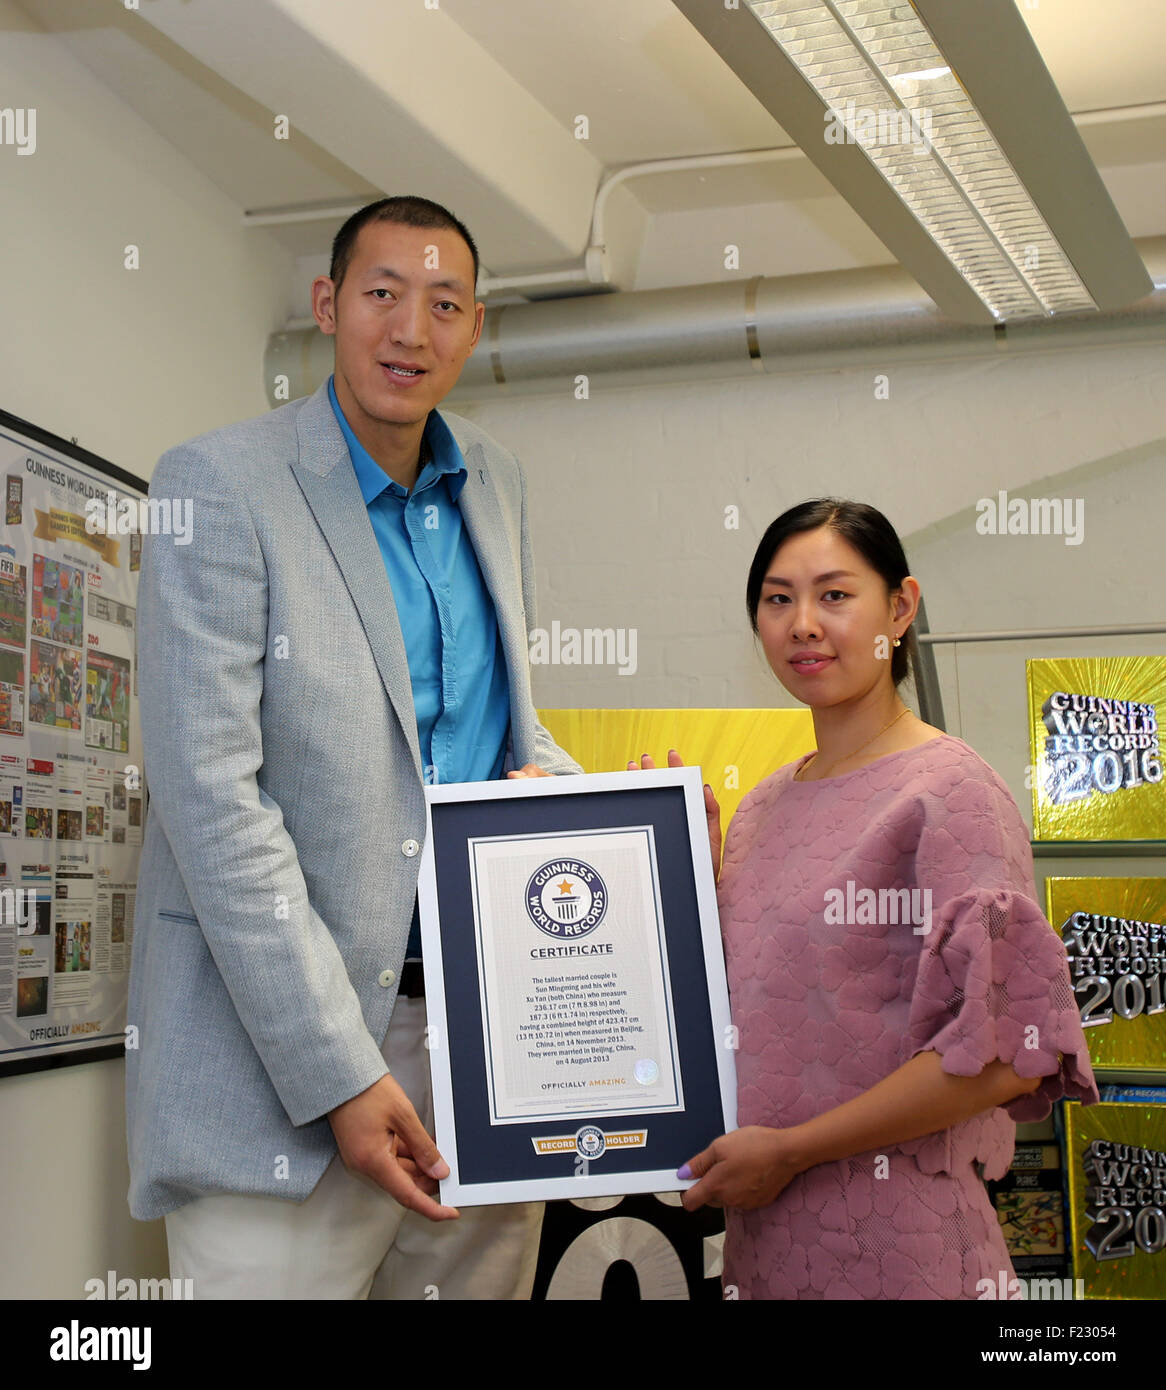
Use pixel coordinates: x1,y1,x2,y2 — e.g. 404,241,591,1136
329,196,480,296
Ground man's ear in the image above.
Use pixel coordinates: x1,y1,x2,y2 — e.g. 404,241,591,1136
466,300,486,356
311,276,338,336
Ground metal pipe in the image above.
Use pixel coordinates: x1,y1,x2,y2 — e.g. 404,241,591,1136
919,623,1166,645
265,236,1166,405
243,203,368,227
477,264,596,296
588,146,803,255
484,103,1166,296
910,595,945,729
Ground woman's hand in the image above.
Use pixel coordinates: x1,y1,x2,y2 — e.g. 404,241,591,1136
627,749,722,880
678,1126,803,1213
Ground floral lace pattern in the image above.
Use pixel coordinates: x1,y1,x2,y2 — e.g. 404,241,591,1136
717,734,1098,1300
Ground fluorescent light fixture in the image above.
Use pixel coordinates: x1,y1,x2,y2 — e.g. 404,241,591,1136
892,66,949,83
672,0,1151,324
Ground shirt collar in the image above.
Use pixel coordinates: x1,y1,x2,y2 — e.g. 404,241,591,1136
327,374,467,504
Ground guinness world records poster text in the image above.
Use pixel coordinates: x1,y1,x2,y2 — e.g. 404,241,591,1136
0,409,147,1074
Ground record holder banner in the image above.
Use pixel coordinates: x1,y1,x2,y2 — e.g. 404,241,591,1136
418,767,736,1205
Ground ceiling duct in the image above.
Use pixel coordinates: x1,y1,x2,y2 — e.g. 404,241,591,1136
265,237,1166,407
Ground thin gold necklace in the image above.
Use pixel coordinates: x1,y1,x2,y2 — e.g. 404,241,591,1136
795,705,911,782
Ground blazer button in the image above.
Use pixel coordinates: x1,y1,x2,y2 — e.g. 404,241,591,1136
378,969,397,988
402,839,420,857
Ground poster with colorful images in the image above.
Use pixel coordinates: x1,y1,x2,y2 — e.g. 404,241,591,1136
31,554,84,647
0,648,24,737
85,649,131,753
1047,878,1166,1076
1064,1100,1166,1301
1027,656,1165,841
28,640,82,732
0,406,147,1075
0,543,27,649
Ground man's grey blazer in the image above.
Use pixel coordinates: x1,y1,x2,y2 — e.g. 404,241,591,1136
126,379,581,1221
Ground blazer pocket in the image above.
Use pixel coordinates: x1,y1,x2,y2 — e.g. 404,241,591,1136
157,909,199,925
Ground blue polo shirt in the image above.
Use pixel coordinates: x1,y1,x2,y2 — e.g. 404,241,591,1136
328,376,511,955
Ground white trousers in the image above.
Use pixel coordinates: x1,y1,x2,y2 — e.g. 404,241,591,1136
163,996,543,1299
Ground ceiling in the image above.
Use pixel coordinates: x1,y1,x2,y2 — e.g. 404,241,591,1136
14,0,1166,312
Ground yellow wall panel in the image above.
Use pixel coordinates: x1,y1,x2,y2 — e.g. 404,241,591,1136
537,708,816,829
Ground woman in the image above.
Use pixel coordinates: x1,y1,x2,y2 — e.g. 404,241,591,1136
666,499,1096,1299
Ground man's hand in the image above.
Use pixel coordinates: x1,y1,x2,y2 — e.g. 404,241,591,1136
507,764,552,779
678,1126,802,1213
627,749,722,879
328,1073,459,1221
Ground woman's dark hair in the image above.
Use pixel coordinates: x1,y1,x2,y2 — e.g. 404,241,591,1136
745,498,916,687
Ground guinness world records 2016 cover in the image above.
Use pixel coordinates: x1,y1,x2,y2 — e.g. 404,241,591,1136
1047,877,1166,1075
1027,656,1165,841
1064,1100,1166,1301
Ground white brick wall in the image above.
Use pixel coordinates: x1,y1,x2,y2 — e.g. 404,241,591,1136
455,343,1166,757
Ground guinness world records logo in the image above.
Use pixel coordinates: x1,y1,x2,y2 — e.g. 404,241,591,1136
575,1126,606,1160
526,859,608,938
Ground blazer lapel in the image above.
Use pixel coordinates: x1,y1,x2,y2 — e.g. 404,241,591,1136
290,384,423,782
454,440,528,727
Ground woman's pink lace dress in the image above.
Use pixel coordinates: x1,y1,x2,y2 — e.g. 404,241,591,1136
717,733,1098,1299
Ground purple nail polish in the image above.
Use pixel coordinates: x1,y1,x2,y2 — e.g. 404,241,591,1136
677,1162,693,1180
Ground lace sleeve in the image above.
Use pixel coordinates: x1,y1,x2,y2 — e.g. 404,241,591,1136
904,886,1098,1120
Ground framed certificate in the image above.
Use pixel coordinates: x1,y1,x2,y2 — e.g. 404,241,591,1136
418,767,736,1205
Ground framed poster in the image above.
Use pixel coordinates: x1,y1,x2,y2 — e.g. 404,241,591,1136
0,407,147,1076
418,766,736,1206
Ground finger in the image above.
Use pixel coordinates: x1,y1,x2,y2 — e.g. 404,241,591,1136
639,754,656,770
393,1157,441,1197
679,1144,717,1181
365,1148,459,1221
383,1129,435,1198
388,1107,450,1182
667,749,684,767
681,1173,716,1213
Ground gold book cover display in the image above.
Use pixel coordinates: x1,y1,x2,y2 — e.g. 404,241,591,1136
1027,656,1165,842
1047,878,1166,1076
1064,1100,1166,1302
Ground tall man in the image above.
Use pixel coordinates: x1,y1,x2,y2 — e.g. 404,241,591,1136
126,196,581,1298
